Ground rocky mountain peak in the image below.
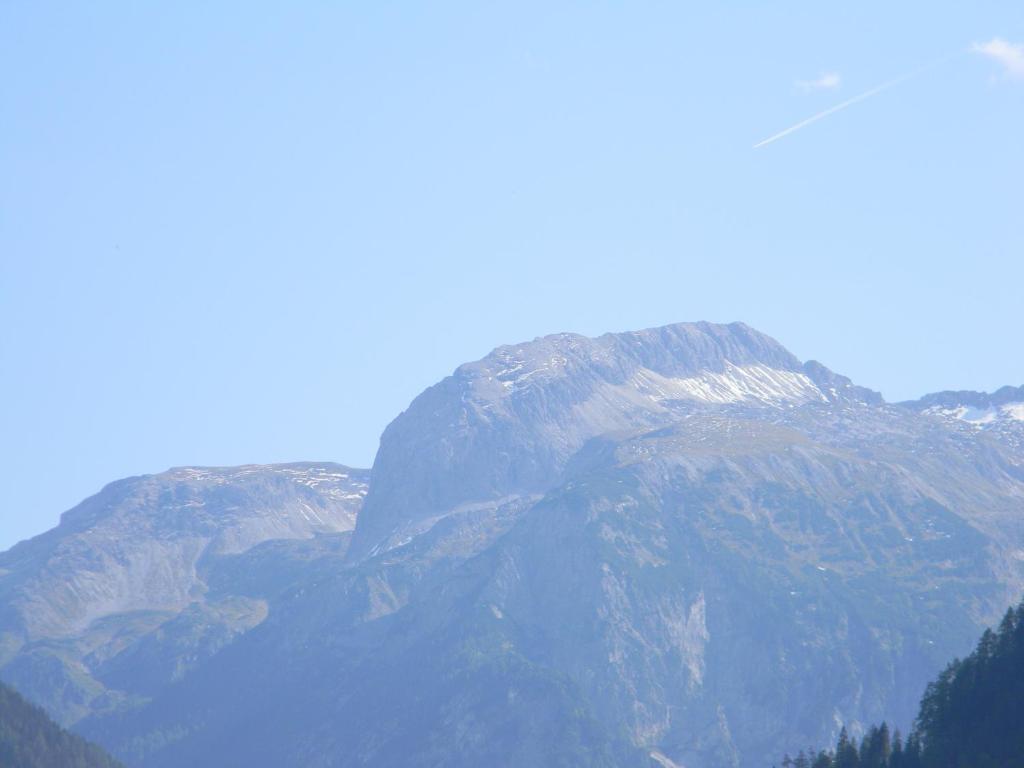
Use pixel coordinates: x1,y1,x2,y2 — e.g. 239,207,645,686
904,384,1024,415
901,385,1024,454
350,321,877,559
0,463,368,641
0,462,369,725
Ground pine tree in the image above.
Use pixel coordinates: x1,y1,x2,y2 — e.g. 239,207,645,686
889,729,904,768
902,734,922,768
859,722,891,768
834,727,859,768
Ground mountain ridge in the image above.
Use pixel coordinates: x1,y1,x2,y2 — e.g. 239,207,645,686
0,462,368,724
902,384,1024,411
3,320,1023,768
350,320,882,560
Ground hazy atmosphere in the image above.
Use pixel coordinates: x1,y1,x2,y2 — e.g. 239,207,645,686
3,6,1024,768
3,3,1022,548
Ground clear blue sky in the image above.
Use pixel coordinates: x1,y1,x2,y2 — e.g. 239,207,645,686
2,2,1022,549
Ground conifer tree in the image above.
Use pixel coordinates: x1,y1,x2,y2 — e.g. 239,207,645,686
834,727,859,768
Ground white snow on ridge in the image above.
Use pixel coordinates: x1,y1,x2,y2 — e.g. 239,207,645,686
475,347,827,408
926,402,1024,426
1004,403,1024,422
630,363,827,406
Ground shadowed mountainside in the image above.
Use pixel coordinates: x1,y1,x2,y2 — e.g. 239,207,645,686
0,680,124,768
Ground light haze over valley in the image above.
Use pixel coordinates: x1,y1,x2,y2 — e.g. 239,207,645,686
2,3,1023,768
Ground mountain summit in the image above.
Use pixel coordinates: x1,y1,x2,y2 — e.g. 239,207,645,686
351,321,878,559
3,321,1022,768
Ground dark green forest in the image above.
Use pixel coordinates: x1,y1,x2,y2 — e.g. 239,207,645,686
775,599,1024,768
0,681,123,768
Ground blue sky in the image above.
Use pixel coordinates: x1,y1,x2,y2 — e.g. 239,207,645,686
2,2,1023,549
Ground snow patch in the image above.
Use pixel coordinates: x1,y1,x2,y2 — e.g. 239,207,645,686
1003,403,1024,421
926,401,1024,427
630,363,827,406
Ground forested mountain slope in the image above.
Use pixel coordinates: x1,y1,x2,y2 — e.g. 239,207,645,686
0,681,123,768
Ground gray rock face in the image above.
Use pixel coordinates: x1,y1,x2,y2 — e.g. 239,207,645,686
0,463,368,724
465,409,1024,766
351,322,876,560
905,384,1024,411
5,321,1024,768
900,385,1024,454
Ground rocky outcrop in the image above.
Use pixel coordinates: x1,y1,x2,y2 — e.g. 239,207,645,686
900,385,1024,455
351,322,879,560
0,463,368,724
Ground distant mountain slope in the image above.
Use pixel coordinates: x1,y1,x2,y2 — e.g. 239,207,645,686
6,321,1024,768
0,462,368,725
0,681,123,768
773,597,1024,768
64,321,1024,768
900,385,1024,454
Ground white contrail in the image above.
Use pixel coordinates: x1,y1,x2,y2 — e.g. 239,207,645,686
753,59,945,149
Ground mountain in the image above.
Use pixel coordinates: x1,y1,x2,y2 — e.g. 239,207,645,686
0,463,368,725
900,385,1024,454
4,321,1024,768
350,321,878,560
913,599,1024,767
0,680,124,768
773,597,1024,768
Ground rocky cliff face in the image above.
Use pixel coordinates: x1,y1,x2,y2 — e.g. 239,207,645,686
0,463,368,724
5,322,1024,768
351,322,875,560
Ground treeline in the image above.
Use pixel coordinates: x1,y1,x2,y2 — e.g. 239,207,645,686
0,681,124,768
777,723,921,768
775,599,1024,768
